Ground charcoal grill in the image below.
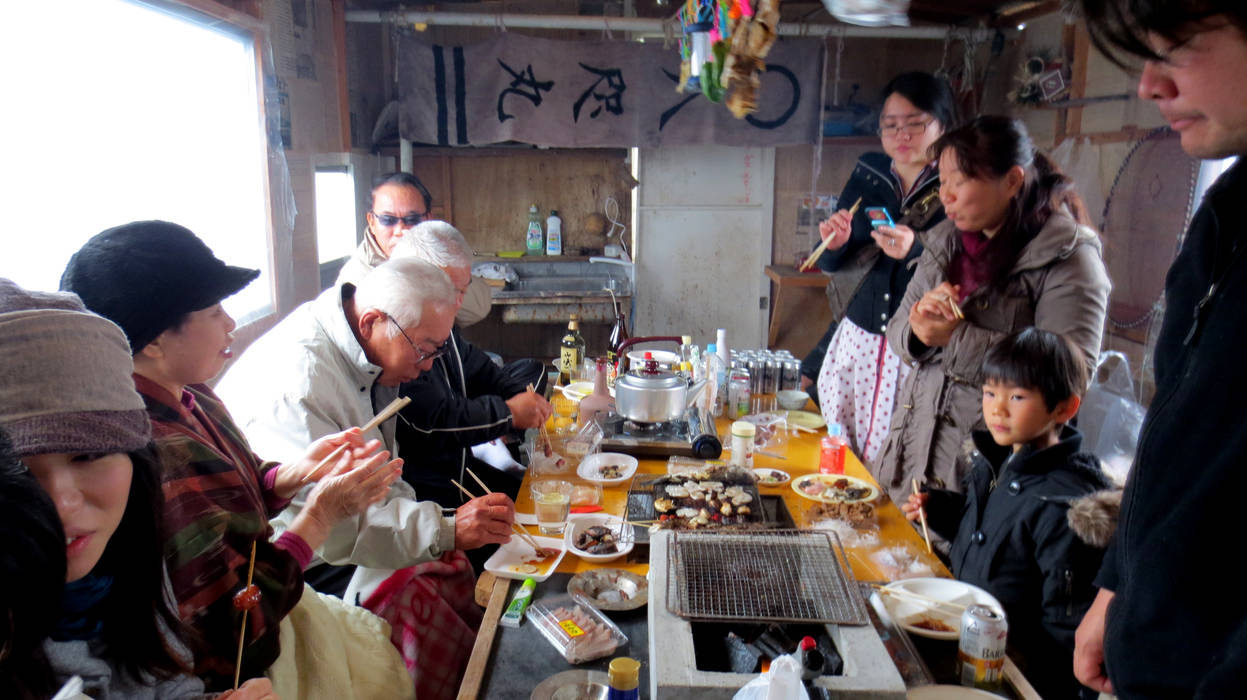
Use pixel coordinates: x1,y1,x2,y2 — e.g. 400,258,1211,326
665,529,868,625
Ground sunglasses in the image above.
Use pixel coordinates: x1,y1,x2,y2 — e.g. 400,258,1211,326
387,316,450,364
371,211,426,228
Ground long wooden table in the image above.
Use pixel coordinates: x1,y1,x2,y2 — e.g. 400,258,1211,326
457,400,950,698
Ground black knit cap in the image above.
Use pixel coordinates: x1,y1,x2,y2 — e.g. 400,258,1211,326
60,220,260,353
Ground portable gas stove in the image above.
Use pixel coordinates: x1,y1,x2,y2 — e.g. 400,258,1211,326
596,405,722,459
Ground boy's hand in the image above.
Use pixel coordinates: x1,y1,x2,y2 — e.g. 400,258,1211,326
901,492,928,522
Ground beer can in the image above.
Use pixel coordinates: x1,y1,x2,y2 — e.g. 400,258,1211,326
764,359,781,394
957,604,1007,691
781,360,802,391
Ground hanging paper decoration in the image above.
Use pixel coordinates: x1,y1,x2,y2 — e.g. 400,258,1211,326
677,0,780,118
822,0,910,27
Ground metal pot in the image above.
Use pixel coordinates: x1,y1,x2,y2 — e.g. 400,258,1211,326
613,369,706,423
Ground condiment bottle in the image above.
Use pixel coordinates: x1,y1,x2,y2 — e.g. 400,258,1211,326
607,657,641,700
819,423,847,475
545,209,563,255
559,315,585,385
578,358,614,428
730,421,756,468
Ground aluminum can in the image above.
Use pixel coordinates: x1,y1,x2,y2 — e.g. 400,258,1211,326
764,359,781,394
957,604,1007,691
728,369,751,419
748,358,766,396
781,360,802,391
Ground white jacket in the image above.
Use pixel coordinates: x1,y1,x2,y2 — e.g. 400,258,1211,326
216,284,456,603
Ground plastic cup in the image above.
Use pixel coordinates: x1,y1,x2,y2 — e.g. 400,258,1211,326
531,479,573,535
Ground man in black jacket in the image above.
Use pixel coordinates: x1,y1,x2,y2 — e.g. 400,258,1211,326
391,221,552,509
1074,1,1247,696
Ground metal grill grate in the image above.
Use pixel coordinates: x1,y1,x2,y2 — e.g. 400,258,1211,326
665,529,868,625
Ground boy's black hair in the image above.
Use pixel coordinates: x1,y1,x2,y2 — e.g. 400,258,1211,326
0,428,64,700
981,327,1088,411
371,171,432,212
1078,0,1247,69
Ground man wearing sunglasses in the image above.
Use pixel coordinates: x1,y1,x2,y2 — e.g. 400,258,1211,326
388,221,552,516
217,257,516,603
337,172,494,327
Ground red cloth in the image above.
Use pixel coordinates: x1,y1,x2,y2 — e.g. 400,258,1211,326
949,229,994,301
362,551,482,700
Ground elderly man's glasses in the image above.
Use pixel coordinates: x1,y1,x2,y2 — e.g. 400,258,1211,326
878,118,934,138
372,211,425,228
386,316,450,363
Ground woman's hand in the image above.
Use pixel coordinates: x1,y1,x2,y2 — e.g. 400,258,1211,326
303,450,401,530
217,678,279,700
909,282,963,347
871,224,916,260
816,208,855,251
900,491,928,522
274,428,383,499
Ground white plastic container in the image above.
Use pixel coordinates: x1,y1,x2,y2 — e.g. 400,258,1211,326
527,593,629,663
545,209,563,255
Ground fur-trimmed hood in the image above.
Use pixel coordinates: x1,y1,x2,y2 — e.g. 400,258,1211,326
1068,488,1123,548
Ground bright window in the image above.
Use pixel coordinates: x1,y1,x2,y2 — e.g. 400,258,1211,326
0,0,272,321
314,167,359,264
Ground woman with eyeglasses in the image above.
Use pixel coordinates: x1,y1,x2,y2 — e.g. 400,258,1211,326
806,72,957,465
60,221,409,695
876,115,1109,517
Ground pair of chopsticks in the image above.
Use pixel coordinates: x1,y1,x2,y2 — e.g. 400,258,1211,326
872,583,968,613
299,396,413,485
941,292,965,320
799,197,863,271
450,468,544,555
528,383,554,448
912,478,933,553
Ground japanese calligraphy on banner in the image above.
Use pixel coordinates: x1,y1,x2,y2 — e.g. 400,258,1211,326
395,34,823,147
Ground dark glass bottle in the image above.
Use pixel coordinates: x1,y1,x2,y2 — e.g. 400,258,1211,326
607,297,629,365
558,314,585,385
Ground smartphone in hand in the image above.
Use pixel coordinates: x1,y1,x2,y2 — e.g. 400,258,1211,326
865,207,894,229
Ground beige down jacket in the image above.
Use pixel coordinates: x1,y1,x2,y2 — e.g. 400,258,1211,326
874,211,1110,506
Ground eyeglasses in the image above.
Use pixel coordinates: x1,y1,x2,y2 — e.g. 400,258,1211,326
878,118,935,138
371,211,426,228
386,316,450,364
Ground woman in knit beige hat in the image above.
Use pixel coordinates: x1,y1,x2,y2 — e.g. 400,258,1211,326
0,278,276,699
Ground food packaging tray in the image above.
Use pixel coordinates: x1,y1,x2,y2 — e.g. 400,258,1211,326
527,593,629,664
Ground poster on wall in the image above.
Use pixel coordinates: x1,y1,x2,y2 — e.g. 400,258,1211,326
395,34,823,147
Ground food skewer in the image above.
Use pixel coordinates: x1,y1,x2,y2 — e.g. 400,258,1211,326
799,196,863,271
450,478,543,555
233,541,258,691
872,583,968,613
299,395,412,485
912,478,933,553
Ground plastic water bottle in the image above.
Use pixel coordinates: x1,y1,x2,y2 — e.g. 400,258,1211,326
819,423,847,475
706,343,727,417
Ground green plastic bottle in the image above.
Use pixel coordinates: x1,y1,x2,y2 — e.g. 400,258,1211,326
525,204,544,255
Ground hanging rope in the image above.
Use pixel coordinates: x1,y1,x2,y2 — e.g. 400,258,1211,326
832,26,845,106
807,32,832,256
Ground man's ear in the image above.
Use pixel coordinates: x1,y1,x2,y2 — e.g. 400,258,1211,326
1053,394,1081,424
357,308,385,342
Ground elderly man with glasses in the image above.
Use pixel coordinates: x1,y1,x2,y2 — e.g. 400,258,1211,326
387,221,552,519
217,258,515,603
337,171,494,327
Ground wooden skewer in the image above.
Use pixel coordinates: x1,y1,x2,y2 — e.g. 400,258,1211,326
912,478,933,553
800,197,863,271
451,478,543,554
233,541,258,691
788,422,818,434
872,583,968,613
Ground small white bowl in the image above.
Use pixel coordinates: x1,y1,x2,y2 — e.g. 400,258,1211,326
776,389,811,410
565,514,634,563
577,452,639,486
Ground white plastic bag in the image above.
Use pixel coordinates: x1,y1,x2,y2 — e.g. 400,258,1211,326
732,653,809,700
1077,351,1145,484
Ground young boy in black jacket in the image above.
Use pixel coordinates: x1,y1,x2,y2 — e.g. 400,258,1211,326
903,328,1116,698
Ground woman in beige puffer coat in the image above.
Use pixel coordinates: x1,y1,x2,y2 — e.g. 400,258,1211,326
874,115,1110,510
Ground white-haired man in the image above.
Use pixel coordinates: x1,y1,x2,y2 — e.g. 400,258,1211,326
337,171,493,326
388,221,551,509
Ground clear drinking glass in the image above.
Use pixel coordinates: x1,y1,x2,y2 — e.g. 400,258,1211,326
530,478,573,535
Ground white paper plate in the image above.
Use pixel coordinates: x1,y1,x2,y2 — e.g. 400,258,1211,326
482,535,566,582
785,410,827,430
791,474,879,504
577,452,639,485
881,577,1003,640
907,686,1005,699
752,468,791,487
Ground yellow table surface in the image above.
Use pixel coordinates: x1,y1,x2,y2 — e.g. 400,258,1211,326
516,400,949,582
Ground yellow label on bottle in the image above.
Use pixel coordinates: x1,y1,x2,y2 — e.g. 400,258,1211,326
559,619,585,637
560,346,580,375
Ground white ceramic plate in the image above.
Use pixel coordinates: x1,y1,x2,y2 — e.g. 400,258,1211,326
559,381,614,401
752,468,791,487
907,685,1005,699
785,410,827,430
564,514,635,563
881,577,1003,641
482,535,566,582
577,452,639,485
792,474,879,503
